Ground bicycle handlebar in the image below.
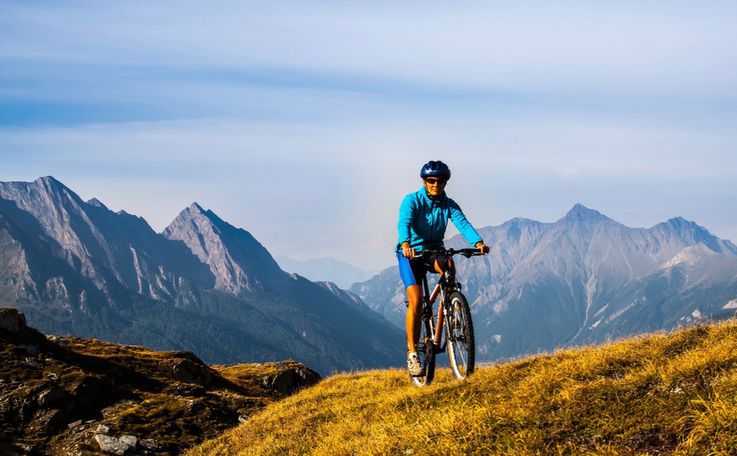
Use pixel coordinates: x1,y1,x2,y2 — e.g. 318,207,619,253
414,248,487,258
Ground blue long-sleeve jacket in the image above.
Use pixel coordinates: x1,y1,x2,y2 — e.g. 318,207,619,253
396,188,483,252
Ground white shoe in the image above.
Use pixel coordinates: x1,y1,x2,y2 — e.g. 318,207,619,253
407,351,422,376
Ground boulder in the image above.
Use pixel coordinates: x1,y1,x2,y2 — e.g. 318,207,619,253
69,376,102,408
166,354,213,386
37,387,68,407
262,363,321,395
94,435,131,455
0,308,26,333
119,435,137,448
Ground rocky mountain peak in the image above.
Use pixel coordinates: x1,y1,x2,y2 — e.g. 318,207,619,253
662,217,701,233
662,217,706,234
86,198,107,209
23,176,68,196
185,202,206,215
0,175,77,207
164,204,283,294
560,203,612,224
172,203,222,228
35,175,64,187
167,203,226,240
656,217,728,254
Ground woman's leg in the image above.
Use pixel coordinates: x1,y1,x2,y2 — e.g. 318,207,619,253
405,285,422,352
397,252,424,353
433,255,456,279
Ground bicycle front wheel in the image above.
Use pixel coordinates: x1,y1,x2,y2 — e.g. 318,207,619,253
411,319,436,387
446,291,475,379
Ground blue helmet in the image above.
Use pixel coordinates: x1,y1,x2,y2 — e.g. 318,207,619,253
420,160,451,180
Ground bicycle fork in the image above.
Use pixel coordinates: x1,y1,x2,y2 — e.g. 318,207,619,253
433,290,445,346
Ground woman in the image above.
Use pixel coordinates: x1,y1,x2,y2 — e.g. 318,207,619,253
396,160,489,376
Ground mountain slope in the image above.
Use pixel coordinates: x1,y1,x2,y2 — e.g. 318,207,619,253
159,202,404,372
0,176,211,304
188,319,737,455
0,308,320,455
0,177,403,374
352,204,737,362
163,203,283,294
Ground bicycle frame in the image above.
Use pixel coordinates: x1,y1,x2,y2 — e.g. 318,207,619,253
420,269,455,351
408,247,483,385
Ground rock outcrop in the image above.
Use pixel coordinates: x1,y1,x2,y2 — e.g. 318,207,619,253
261,361,322,395
0,308,26,333
0,308,320,455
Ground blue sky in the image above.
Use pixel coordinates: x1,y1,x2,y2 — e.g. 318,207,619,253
1,1,736,270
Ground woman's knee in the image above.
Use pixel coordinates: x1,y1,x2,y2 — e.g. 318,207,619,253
406,285,422,307
433,256,455,275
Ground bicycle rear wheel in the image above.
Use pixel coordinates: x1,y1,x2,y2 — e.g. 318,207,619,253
411,319,436,387
446,291,475,379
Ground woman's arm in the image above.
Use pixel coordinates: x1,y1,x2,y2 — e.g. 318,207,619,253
397,195,416,256
448,199,483,247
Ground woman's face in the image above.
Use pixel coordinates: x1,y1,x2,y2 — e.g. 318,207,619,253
423,177,447,197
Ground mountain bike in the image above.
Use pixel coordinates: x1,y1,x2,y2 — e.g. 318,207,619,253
410,248,483,387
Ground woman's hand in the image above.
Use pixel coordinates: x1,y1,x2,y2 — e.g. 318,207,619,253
402,242,415,258
475,242,490,254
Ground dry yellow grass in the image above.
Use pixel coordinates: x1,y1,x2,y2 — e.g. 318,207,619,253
214,361,301,390
188,321,737,455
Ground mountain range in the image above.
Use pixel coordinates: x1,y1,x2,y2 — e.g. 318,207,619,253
0,176,403,374
351,204,737,362
3,176,736,371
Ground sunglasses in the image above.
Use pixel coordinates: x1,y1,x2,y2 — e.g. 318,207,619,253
424,178,447,185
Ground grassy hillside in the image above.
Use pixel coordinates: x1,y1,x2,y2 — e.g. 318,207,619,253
188,320,737,455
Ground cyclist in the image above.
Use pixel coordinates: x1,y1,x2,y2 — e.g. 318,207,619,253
397,160,490,376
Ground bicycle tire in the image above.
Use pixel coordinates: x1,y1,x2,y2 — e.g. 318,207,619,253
446,291,475,379
411,319,436,386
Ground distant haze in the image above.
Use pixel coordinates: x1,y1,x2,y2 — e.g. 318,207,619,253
275,256,377,290
1,2,736,270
